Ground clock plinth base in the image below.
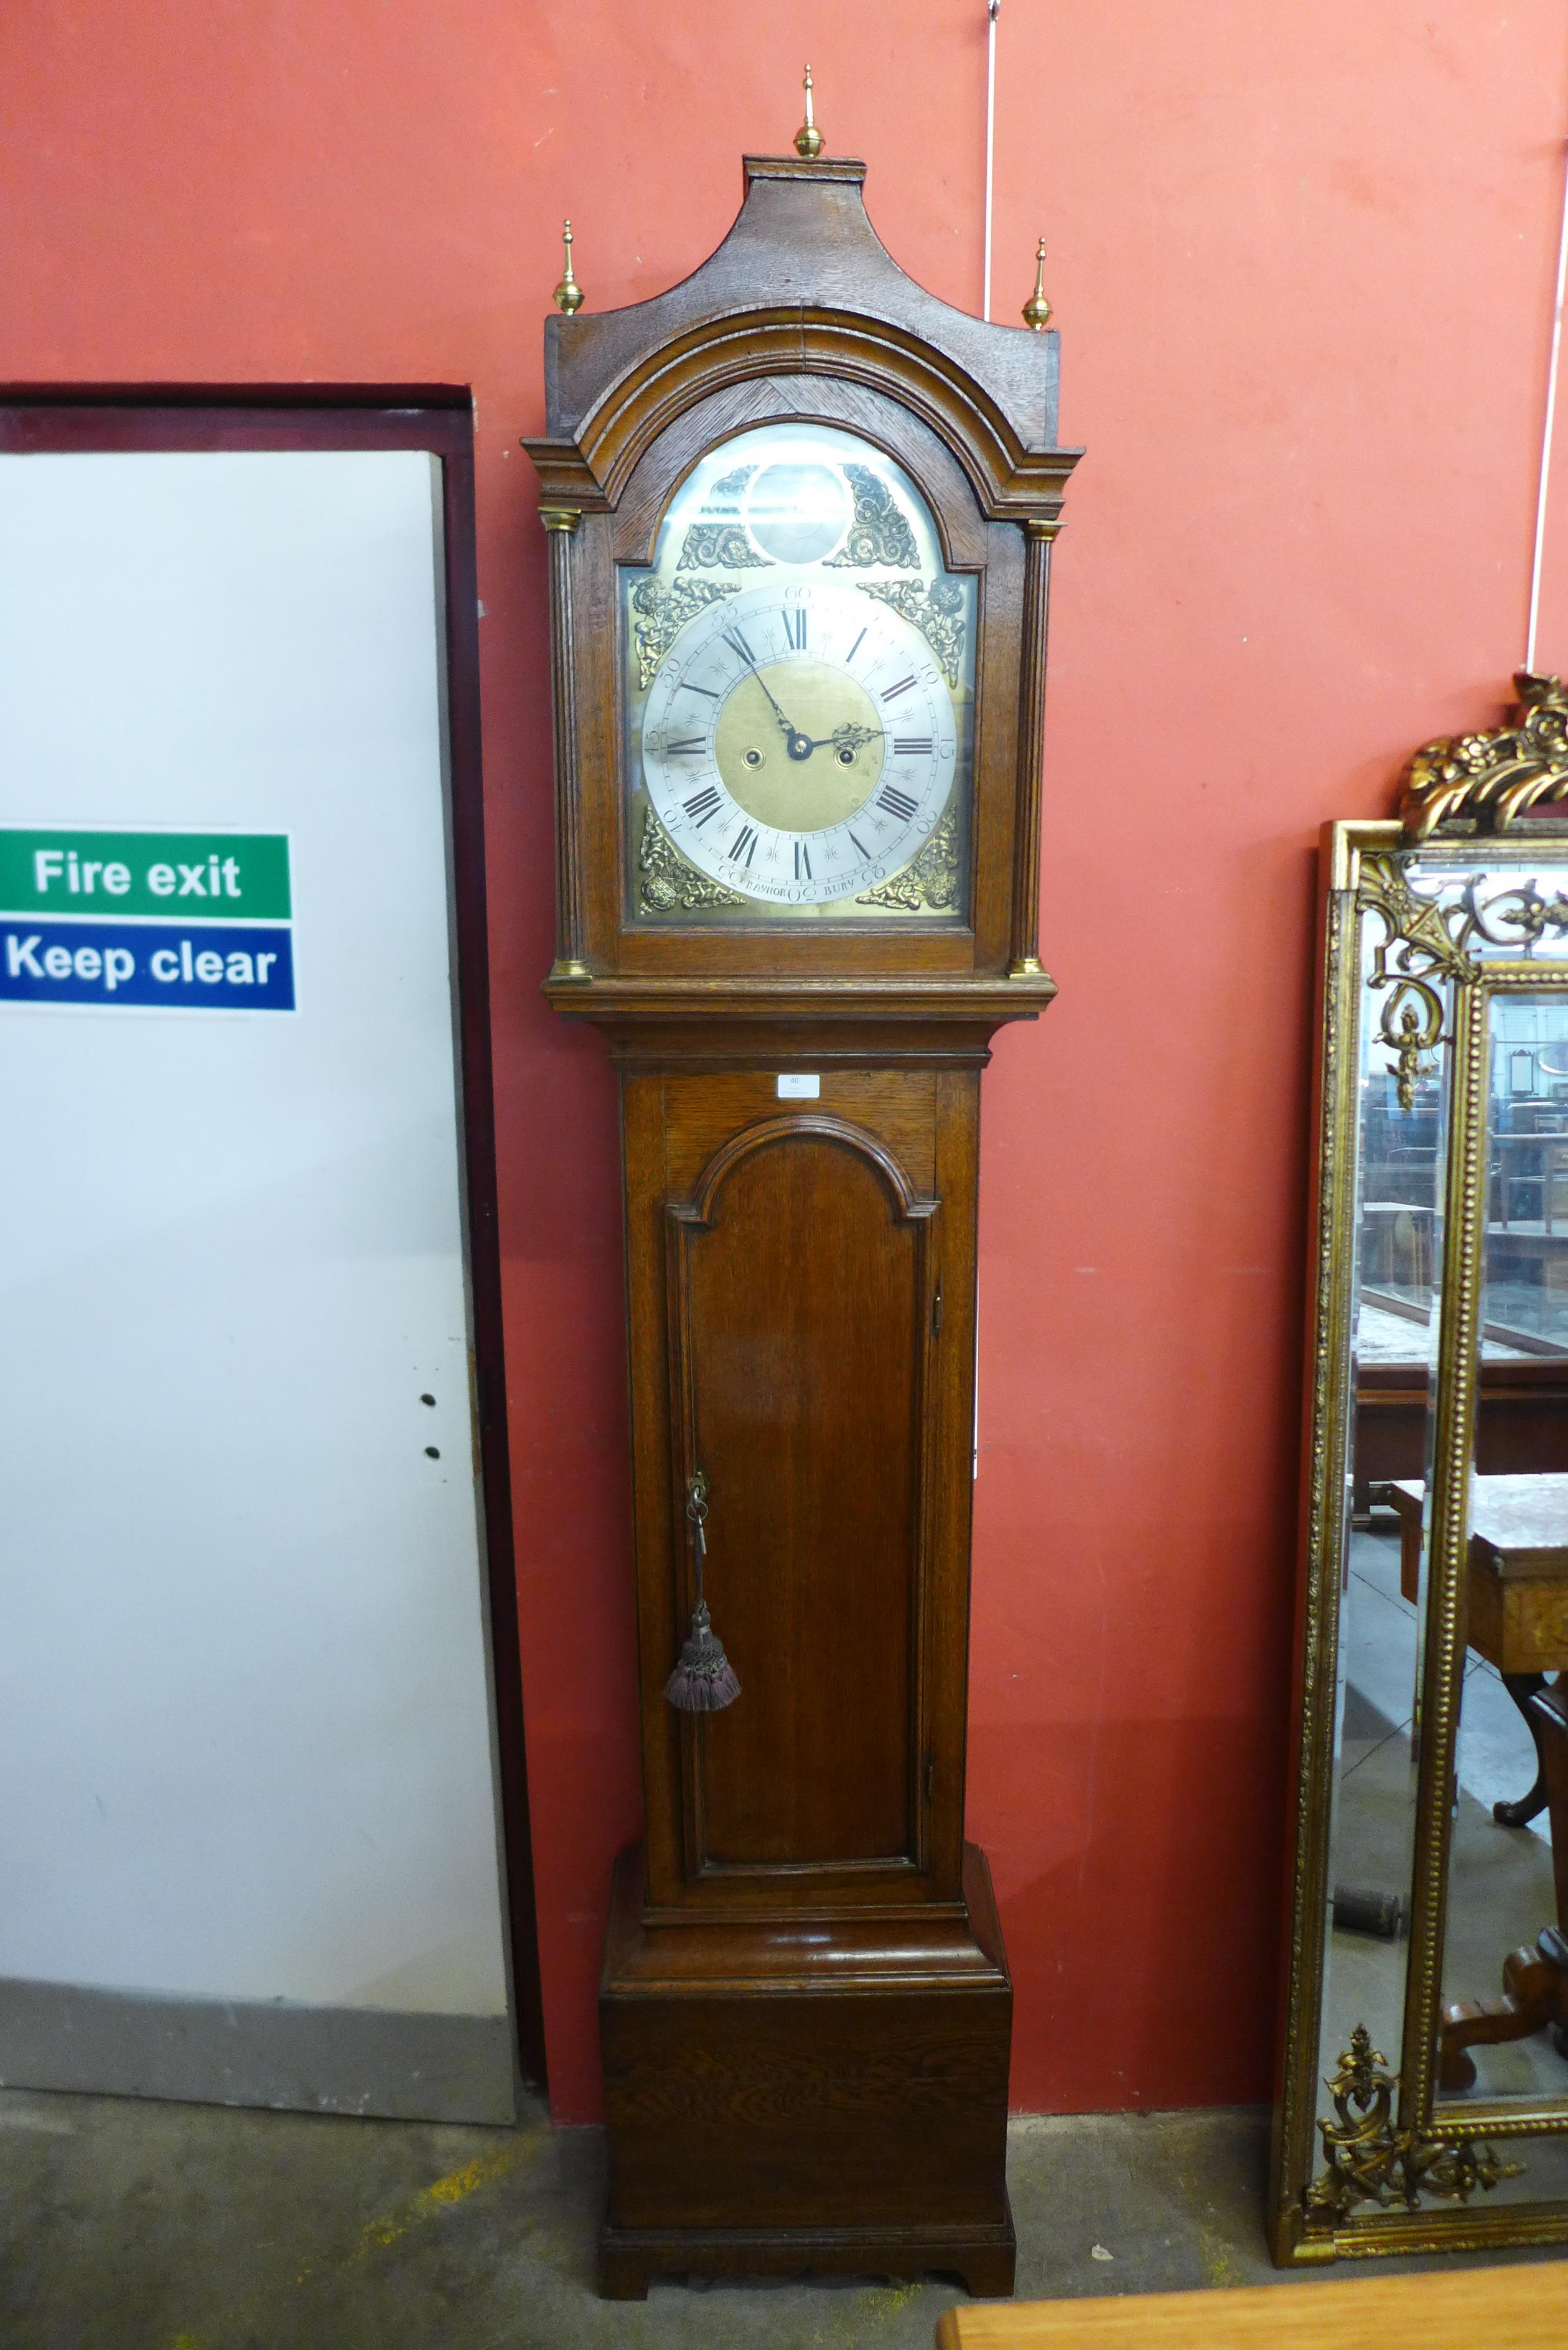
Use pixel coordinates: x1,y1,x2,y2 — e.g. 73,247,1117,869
599,2212,1017,2302
596,1841,1016,2301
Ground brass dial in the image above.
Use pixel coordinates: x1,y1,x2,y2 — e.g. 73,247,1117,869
714,657,886,831
642,585,954,908
622,421,975,922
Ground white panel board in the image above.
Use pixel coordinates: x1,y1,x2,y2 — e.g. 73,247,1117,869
0,451,510,2029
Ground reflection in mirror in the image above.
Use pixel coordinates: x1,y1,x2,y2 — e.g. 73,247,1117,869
1439,989,1568,2104
1315,932,1452,2115
1276,819,1568,2258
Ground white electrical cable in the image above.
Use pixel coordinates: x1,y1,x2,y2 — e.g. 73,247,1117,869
1526,139,1568,674
983,1,999,321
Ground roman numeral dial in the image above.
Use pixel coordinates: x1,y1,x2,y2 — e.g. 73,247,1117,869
634,548,965,915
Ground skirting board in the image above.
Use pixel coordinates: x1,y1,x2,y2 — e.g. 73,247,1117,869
0,1977,517,2124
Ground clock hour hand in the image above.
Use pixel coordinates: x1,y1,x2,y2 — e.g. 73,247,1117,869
798,723,880,753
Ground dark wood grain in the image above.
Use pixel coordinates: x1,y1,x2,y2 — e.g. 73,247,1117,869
601,2219,1016,2303
527,419,1037,993
0,390,474,454
670,1117,933,1875
599,1840,1015,2295
608,374,988,572
541,158,1072,514
630,1063,978,1915
541,513,588,975
523,155,1077,1013
528,151,1075,2293
1010,525,1055,972
434,420,551,2097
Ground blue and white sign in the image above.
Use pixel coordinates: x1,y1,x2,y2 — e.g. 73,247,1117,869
1,919,295,1010
0,826,294,1013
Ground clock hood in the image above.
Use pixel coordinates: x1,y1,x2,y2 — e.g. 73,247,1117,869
538,156,1075,522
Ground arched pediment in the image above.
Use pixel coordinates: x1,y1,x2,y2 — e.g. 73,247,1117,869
534,157,1079,524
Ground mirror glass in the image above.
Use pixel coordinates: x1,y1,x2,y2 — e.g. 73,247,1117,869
1277,828,1568,2255
1317,857,1568,2138
1315,914,1452,2108
1437,984,1568,2108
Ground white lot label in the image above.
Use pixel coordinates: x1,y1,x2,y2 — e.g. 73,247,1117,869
776,1073,821,1098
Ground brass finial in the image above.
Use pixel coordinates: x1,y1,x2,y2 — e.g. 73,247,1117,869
1022,237,1052,331
794,64,823,160
553,218,584,315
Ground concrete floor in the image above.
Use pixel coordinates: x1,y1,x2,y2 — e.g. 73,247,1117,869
3,2086,1564,2350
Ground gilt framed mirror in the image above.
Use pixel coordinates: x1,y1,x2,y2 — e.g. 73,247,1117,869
1272,679,1568,2262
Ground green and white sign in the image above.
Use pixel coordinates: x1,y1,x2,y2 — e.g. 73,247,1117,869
0,828,291,920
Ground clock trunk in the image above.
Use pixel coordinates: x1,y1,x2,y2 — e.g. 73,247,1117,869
602,1056,1013,2299
524,146,1078,2300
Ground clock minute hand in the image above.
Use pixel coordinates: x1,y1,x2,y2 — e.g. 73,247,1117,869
728,640,866,762
732,648,800,741
742,666,826,764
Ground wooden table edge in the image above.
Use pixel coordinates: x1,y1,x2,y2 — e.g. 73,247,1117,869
933,2259,1567,2348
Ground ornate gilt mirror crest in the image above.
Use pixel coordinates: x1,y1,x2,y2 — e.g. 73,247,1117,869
1272,675,1568,2262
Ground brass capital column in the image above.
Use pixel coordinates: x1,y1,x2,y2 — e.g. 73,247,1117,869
1009,517,1059,979
539,507,590,981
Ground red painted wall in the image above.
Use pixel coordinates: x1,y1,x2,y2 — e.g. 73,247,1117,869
6,1,1568,2123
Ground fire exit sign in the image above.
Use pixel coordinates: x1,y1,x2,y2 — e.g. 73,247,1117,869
0,827,295,1012
0,828,291,920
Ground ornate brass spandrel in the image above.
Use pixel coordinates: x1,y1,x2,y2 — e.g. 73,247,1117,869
628,576,739,691
825,463,919,569
1358,851,1468,1110
1306,2027,1520,2224
1400,673,1568,840
675,466,770,576
1356,853,1476,985
859,577,967,687
637,807,744,914
856,803,961,912
1356,852,1568,1106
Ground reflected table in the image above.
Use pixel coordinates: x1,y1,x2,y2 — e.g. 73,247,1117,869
1379,1475,1568,2088
1383,1474,1568,1819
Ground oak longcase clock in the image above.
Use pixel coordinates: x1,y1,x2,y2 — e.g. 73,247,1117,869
525,131,1078,2300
